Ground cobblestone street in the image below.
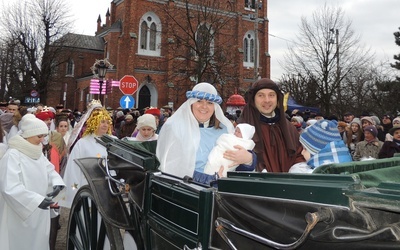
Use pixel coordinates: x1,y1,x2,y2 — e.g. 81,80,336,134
55,208,69,250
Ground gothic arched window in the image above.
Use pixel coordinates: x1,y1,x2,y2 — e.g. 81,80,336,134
243,31,256,68
138,13,161,56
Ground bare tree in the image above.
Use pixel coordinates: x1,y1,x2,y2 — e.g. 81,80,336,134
0,0,74,103
156,0,240,103
279,73,320,109
280,4,373,116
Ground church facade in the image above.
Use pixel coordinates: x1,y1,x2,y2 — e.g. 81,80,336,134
48,0,270,112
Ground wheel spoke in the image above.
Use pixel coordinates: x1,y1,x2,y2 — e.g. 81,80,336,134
67,185,126,250
96,220,107,250
76,199,89,249
82,197,93,249
90,203,98,249
69,233,84,250
68,202,85,250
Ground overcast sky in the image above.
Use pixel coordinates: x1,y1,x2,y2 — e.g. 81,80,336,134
268,0,400,81
2,0,400,81
69,0,111,36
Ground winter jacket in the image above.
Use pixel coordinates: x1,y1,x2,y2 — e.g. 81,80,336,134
378,140,400,159
119,119,136,139
353,138,384,161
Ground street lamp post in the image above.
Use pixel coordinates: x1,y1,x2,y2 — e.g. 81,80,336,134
91,59,114,104
96,60,108,102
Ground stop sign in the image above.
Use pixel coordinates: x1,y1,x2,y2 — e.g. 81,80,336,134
119,75,138,95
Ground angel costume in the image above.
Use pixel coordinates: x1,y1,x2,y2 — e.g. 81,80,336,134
59,134,107,208
204,123,255,177
59,103,112,208
0,134,64,250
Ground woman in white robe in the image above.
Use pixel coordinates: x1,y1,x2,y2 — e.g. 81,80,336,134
59,106,113,208
0,114,65,250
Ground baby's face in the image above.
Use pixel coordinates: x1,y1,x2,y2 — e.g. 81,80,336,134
234,127,243,138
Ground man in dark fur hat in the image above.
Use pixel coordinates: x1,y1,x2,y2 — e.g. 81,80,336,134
237,78,305,172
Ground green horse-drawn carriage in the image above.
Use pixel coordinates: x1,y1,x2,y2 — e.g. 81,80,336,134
66,136,400,249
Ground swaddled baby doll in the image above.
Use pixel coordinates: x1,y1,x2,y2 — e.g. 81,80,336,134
204,123,255,177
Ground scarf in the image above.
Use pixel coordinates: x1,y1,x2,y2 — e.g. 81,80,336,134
8,135,43,160
135,131,158,141
366,137,379,146
307,140,352,169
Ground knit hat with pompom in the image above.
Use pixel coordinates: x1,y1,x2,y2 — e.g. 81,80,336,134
364,125,378,138
300,119,342,155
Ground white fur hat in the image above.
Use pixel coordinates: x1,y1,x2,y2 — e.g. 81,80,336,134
236,123,255,140
306,119,318,127
291,116,304,124
137,114,156,130
20,114,49,138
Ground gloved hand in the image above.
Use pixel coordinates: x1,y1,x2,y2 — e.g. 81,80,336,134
47,185,64,198
38,197,54,210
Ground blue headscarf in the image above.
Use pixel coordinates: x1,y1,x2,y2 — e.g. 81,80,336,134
186,89,222,104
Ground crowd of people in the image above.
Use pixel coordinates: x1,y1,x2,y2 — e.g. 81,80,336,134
1,78,400,249
0,99,165,249
285,105,400,162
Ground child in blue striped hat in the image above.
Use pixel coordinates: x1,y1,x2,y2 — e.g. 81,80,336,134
289,119,352,173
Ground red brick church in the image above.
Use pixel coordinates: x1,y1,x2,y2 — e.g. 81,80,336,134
48,0,270,112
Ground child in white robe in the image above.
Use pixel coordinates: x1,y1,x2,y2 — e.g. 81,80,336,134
0,114,65,250
204,123,255,177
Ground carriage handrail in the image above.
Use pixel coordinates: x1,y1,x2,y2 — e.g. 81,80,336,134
99,156,127,196
215,210,330,250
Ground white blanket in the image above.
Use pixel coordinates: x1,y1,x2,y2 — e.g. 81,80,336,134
203,133,255,177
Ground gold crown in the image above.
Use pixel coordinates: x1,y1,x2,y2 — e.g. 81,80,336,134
87,99,102,109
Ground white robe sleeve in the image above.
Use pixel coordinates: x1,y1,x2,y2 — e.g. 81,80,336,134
0,152,44,221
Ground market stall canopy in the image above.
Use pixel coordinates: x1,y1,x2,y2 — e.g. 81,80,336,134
283,93,320,113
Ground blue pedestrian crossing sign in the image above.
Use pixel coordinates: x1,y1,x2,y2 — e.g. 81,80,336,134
120,95,135,109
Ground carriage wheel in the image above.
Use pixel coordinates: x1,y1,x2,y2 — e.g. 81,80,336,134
67,185,124,250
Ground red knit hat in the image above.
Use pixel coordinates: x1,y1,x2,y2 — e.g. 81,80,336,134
36,111,54,121
145,107,161,117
